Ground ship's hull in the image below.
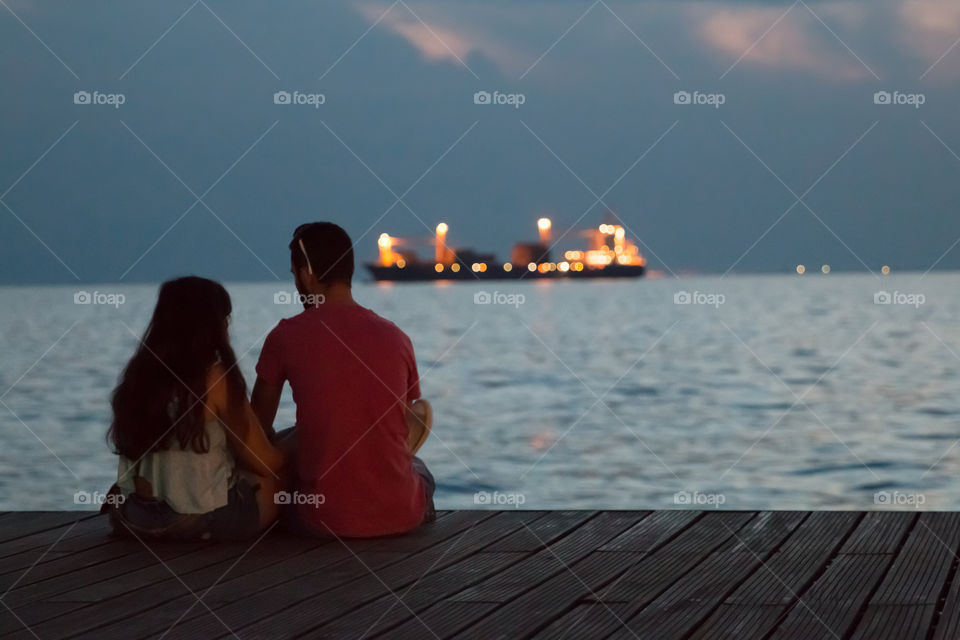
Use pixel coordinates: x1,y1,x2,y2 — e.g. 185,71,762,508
366,264,645,282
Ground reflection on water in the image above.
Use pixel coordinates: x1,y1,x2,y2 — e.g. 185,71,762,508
1,273,959,510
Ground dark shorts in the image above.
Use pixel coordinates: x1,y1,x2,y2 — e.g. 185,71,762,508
110,478,261,542
281,455,437,537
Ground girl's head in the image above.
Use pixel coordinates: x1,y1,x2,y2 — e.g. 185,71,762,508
109,277,246,459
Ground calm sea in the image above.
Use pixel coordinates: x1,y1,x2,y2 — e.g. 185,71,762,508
1,273,958,511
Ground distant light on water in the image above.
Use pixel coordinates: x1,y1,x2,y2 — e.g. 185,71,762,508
821,264,831,274
796,264,806,275
881,265,891,275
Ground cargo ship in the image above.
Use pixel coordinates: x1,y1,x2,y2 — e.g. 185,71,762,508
365,218,646,282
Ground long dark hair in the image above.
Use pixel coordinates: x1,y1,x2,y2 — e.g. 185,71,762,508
109,277,248,460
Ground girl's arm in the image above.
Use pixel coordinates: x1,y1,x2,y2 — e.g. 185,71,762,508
207,366,285,478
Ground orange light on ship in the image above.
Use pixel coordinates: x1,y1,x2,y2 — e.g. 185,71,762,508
435,223,449,264
537,217,552,244
377,233,395,266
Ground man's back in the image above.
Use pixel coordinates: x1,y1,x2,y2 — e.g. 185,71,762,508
257,303,426,537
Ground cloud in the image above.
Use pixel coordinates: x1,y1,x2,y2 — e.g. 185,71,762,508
356,2,534,76
693,3,873,81
899,0,960,80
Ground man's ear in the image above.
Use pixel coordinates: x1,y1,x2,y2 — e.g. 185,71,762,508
297,266,318,290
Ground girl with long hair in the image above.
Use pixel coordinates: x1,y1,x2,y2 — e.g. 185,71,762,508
105,276,284,540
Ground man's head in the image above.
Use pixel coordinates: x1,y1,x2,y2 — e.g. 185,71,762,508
290,222,354,297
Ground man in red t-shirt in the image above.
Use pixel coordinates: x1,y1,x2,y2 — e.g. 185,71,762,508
251,222,434,537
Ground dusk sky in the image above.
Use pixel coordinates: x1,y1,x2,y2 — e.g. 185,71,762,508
1,0,959,283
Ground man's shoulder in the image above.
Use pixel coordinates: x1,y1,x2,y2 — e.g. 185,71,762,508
285,305,407,340
354,307,411,342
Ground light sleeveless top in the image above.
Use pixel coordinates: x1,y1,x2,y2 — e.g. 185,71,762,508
117,421,237,515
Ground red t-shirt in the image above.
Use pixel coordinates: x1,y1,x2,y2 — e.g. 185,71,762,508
256,303,426,537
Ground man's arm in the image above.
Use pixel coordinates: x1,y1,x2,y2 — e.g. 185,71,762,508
251,376,283,439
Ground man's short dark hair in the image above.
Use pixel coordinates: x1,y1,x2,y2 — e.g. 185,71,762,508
290,222,354,286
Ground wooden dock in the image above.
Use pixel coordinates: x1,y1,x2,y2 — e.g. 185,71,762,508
1,510,958,639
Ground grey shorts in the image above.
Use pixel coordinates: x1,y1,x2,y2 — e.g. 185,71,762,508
281,456,437,537
110,478,261,542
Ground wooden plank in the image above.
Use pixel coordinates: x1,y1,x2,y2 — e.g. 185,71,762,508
302,512,604,638
21,511,496,640
0,538,213,607
838,512,960,640
932,552,960,640
866,512,960,605
771,555,898,640
840,511,917,554
0,512,96,545
457,549,646,639
69,510,505,640
0,540,250,636
396,511,708,640
716,511,808,554
611,513,859,640
689,513,862,639
851,605,937,640
9,537,340,640
0,525,118,582
0,511,955,640
599,510,699,552
524,512,759,640
721,513,861,605
530,602,634,640
592,511,750,604
182,511,569,640
450,512,643,604
0,516,112,564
